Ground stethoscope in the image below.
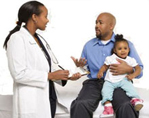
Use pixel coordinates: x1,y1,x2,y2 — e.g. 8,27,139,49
24,25,64,70
37,33,65,70
37,33,89,72
38,34,89,73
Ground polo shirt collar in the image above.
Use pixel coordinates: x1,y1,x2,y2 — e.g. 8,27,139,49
93,33,115,46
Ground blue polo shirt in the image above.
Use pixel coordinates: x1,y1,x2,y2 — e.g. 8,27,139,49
81,33,143,79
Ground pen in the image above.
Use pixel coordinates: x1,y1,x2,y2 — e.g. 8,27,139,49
58,65,65,70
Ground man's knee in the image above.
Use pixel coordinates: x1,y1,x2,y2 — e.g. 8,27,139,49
115,101,138,118
71,99,88,109
71,98,98,112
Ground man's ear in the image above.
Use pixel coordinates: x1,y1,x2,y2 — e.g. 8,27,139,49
109,22,115,30
110,25,114,30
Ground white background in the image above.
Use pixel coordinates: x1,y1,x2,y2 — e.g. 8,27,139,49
0,0,149,94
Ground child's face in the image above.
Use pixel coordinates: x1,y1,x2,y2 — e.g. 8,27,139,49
114,41,129,59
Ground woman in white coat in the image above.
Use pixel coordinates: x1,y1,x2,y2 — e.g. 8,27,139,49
3,1,81,118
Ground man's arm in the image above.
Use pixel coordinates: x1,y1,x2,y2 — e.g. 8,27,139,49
71,56,87,67
128,41,143,78
109,59,133,76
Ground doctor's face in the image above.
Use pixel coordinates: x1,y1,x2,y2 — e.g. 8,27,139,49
35,6,49,30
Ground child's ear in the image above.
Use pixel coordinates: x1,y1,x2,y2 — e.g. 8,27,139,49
113,49,116,53
128,47,130,53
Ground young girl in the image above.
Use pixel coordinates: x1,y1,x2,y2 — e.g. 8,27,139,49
97,34,143,118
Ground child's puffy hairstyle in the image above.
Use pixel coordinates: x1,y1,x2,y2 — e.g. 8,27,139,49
111,34,129,54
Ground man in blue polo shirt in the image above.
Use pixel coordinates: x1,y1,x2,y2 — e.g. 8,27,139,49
70,12,143,118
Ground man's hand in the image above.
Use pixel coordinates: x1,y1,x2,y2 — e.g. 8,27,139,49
71,56,87,67
109,58,133,75
69,72,81,81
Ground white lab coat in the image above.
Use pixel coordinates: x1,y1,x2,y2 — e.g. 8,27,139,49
6,27,63,118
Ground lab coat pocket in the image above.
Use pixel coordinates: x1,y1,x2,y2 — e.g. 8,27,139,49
18,86,37,114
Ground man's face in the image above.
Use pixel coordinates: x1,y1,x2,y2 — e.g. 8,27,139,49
95,14,112,40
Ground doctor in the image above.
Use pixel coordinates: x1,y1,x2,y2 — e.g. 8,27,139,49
3,1,81,118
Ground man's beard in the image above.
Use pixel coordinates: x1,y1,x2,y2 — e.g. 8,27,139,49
96,34,102,39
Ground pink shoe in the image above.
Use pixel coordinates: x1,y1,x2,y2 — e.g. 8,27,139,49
100,106,114,118
130,98,144,111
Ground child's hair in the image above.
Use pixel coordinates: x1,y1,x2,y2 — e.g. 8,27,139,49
111,34,129,54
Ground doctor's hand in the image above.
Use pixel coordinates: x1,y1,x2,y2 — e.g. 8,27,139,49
109,59,133,75
71,56,87,67
68,72,81,81
48,70,69,80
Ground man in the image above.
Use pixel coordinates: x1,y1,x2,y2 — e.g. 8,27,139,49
70,12,143,118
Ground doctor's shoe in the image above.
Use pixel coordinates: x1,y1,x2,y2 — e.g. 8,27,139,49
130,98,144,111
100,106,114,118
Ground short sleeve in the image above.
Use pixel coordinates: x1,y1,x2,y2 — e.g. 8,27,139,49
130,58,138,67
104,56,112,65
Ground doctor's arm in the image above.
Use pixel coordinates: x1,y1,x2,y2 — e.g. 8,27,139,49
48,70,69,80
7,34,49,88
48,69,81,81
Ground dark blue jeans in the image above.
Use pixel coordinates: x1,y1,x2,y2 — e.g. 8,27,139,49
70,79,139,118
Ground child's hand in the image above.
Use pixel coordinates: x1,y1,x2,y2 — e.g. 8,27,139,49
97,72,103,79
126,74,135,80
